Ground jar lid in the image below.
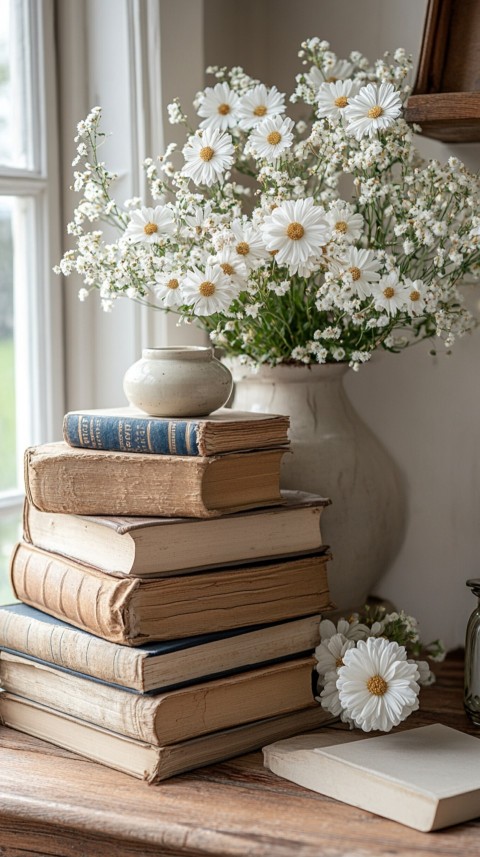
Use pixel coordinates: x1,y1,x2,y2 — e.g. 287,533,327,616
466,579,480,596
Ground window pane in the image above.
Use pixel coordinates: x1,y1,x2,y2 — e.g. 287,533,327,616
0,0,34,169
0,196,16,492
0,507,20,604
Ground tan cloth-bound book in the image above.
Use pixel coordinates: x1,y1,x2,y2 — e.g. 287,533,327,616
24,442,286,518
0,653,316,745
10,543,332,645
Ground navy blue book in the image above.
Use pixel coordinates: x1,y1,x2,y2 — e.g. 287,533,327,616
63,407,290,456
0,603,320,694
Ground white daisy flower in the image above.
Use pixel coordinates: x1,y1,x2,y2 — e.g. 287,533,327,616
319,617,370,642
231,219,270,270
306,59,354,90
209,247,249,289
184,202,213,236
371,271,408,315
335,247,382,298
404,278,426,316
261,198,330,274
124,205,175,245
248,115,295,162
154,271,185,308
411,659,435,687
238,84,286,130
316,80,355,121
315,633,355,677
197,82,240,131
337,637,420,732
318,668,343,717
182,128,235,187
182,264,239,316
326,204,364,243
345,82,402,139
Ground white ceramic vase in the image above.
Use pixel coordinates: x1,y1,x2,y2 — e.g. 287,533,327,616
123,346,233,417
231,362,405,611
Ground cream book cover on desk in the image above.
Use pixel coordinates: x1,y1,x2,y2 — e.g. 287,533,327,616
263,724,480,831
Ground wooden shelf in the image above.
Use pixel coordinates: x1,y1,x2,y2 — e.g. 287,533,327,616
405,0,480,142
0,652,479,857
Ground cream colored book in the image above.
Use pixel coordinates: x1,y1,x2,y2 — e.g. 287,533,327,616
23,491,329,577
0,694,335,782
24,442,286,518
263,724,480,832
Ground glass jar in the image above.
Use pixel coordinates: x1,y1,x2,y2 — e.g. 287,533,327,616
464,579,480,725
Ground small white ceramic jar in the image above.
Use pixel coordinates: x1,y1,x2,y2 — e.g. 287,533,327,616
123,346,233,417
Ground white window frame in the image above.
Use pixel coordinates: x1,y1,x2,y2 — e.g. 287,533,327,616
0,0,63,517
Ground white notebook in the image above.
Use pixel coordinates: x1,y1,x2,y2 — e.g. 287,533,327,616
263,724,480,831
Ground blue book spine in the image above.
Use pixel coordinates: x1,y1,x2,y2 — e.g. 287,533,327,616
63,413,200,456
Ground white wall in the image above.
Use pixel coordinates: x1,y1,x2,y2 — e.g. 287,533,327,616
201,0,480,649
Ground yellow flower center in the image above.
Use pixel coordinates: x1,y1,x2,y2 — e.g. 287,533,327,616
367,674,388,696
267,131,282,146
199,146,215,162
383,286,395,298
410,290,421,302
254,105,267,116
236,241,250,256
335,657,344,668
221,263,235,276
335,220,348,233
286,222,305,241
368,105,384,119
217,103,230,115
269,249,279,256
349,266,361,281
199,280,216,297
326,75,338,83
334,96,348,108
167,278,179,290
143,222,158,235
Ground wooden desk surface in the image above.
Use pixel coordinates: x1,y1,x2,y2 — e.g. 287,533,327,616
0,651,478,857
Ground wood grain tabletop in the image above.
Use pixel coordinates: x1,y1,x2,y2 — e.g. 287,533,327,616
0,651,478,857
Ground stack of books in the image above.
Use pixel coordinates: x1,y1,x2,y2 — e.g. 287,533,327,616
0,407,334,782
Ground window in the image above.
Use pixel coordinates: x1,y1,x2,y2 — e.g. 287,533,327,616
0,0,62,603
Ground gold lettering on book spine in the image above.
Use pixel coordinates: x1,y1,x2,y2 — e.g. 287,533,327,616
147,422,153,452
185,422,193,454
168,422,177,454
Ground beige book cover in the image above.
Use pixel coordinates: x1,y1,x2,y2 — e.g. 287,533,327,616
263,724,480,831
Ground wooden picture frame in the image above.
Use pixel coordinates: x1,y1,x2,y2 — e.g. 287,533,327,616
405,0,480,142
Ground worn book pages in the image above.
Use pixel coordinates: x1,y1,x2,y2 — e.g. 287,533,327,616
263,724,480,831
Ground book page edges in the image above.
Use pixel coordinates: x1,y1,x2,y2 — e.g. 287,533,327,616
0,694,334,782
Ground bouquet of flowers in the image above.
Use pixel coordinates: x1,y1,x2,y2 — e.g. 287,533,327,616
315,605,445,731
56,38,480,370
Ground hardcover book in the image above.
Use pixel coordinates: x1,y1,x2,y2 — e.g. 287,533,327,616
0,603,321,693
10,543,332,645
63,407,290,456
263,725,480,831
23,491,329,577
0,695,335,782
0,652,316,745
24,442,286,518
